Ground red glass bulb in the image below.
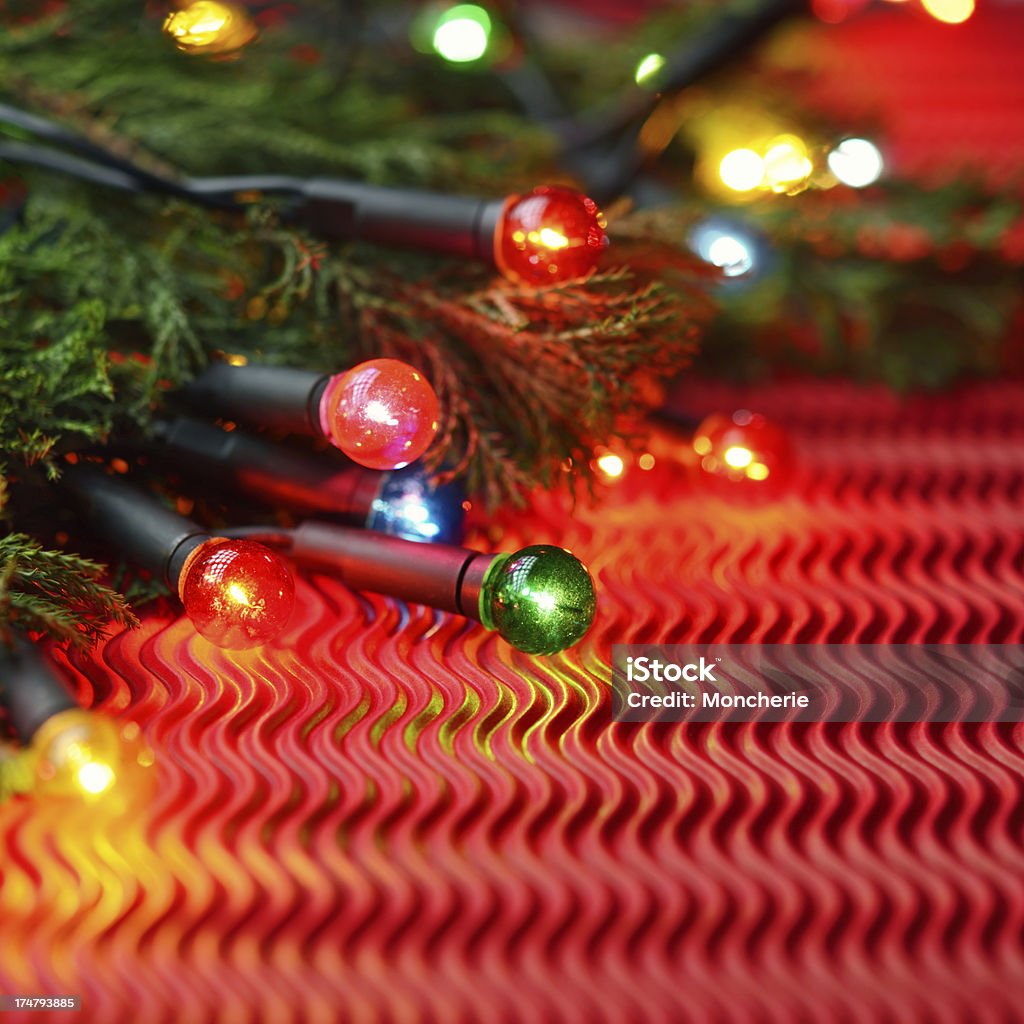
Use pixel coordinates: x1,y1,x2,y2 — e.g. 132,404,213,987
178,538,295,649
319,358,440,470
693,410,794,493
495,185,608,284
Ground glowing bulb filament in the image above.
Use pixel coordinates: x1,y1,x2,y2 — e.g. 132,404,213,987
227,583,252,606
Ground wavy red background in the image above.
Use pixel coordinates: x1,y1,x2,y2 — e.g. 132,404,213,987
1,378,1022,1022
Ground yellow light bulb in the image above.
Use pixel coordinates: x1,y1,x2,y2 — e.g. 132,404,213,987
719,149,765,192
163,1,258,55
30,710,151,804
762,136,813,195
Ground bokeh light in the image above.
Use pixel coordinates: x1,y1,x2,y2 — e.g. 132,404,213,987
634,53,666,87
719,149,765,192
762,135,813,194
828,138,884,187
432,5,492,63
693,409,795,496
163,0,257,55
596,452,625,479
921,0,974,24
688,218,765,284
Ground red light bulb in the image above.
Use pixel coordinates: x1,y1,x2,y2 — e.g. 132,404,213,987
495,185,608,284
318,358,440,470
178,538,295,649
693,410,794,493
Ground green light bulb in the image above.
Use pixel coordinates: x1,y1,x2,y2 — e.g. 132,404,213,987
431,4,492,64
478,545,596,655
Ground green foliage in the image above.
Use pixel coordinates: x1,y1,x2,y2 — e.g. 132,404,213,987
0,533,138,648
618,183,1023,389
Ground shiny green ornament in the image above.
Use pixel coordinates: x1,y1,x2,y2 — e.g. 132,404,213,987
478,545,596,655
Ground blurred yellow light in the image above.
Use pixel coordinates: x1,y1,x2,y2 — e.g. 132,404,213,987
693,435,713,456
763,136,813,193
719,149,765,192
538,228,569,249
638,453,656,471
724,445,754,469
921,0,974,23
76,761,115,796
163,1,257,54
634,53,666,86
597,453,625,478
746,462,770,481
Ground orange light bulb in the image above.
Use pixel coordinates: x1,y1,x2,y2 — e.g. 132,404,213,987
178,538,295,648
318,358,440,470
496,186,608,284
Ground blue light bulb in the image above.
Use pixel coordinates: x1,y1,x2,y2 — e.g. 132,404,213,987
687,216,770,290
366,465,467,545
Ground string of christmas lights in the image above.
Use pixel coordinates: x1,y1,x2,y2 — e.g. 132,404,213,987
226,521,597,655
0,101,608,282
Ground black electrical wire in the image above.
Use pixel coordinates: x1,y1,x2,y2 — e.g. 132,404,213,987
0,0,807,209
0,102,252,209
557,0,808,201
0,139,143,194
0,101,210,205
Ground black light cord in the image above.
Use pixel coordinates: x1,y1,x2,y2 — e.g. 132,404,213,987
556,0,808,200
0,101,174,187
0,101,279,209
0,139,144,194
0,0,807,210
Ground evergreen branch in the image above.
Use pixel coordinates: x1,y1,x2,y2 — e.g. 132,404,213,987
0,533,138,648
